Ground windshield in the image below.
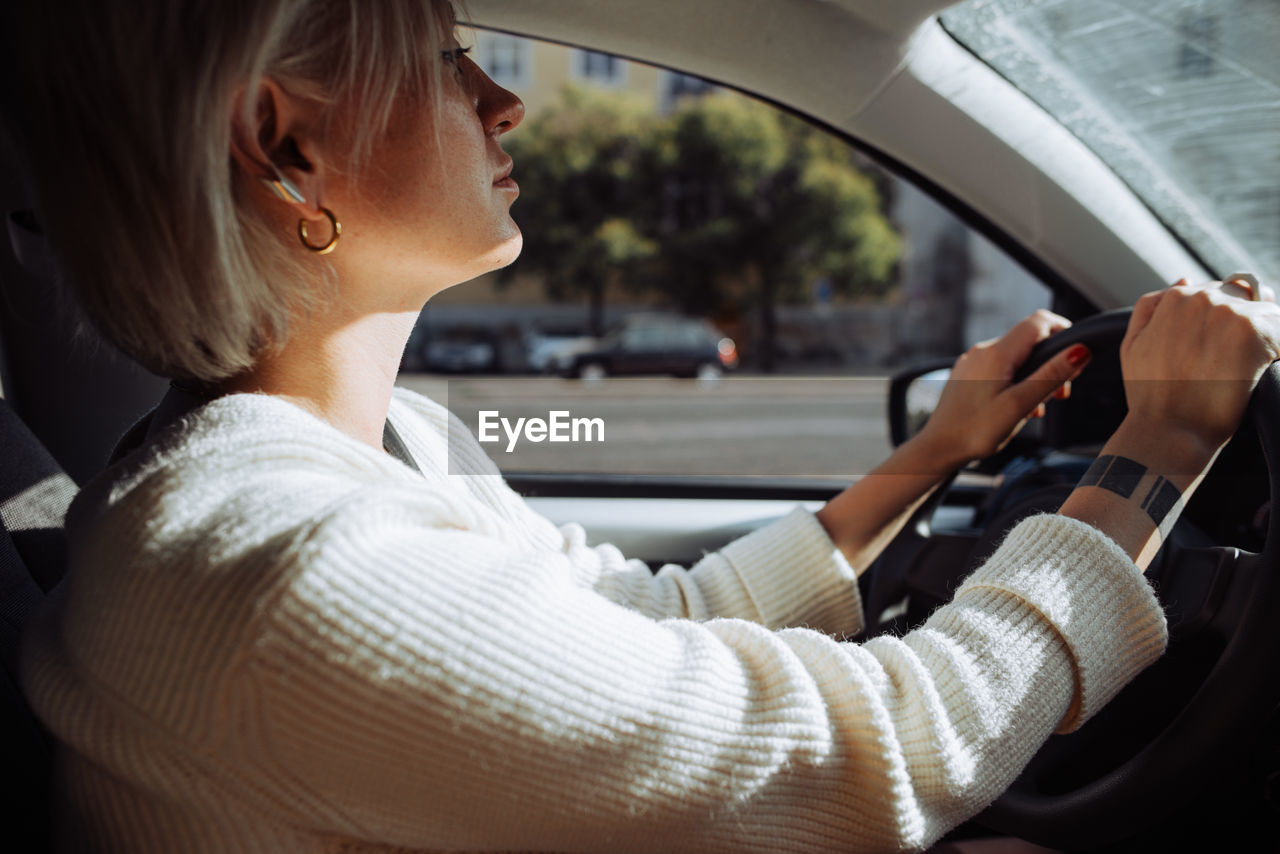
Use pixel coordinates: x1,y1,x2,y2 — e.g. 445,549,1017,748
941,0,1279,286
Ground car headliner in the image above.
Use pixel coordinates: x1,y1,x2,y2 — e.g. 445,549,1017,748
467,0,1208,308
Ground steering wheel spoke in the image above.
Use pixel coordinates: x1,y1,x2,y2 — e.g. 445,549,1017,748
1155,543,1242,636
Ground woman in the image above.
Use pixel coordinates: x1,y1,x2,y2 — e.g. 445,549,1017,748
11,0,1279,851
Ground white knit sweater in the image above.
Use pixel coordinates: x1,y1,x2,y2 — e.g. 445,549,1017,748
22,389,1167,853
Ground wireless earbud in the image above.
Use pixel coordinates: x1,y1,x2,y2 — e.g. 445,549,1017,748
261,166,305,204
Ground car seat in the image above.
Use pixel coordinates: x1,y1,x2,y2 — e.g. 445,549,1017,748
0,34,158,845
0,396,73,853
0,207,161,849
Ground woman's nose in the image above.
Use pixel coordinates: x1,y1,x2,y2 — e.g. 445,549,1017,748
468,58,525,137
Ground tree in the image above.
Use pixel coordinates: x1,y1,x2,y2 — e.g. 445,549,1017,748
502,87,901,367
500,87,658,336
648,95,901,370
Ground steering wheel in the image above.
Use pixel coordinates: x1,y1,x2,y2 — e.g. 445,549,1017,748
873,309,1280,849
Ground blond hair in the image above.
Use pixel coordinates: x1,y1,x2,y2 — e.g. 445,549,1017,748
10,0,455,381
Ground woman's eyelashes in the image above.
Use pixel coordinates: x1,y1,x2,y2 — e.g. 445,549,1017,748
441,46,471,79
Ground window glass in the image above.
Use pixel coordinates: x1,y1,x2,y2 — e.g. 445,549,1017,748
674,324,707,349
623,326,665,351
401,34,1050,480
942,0,1279,285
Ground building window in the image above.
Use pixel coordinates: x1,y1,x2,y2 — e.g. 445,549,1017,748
573,49,628,87
661,71,715,112
476,33,532,89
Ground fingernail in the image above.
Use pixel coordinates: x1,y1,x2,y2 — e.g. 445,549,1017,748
1066,344,1091,367
1173,278,1187,286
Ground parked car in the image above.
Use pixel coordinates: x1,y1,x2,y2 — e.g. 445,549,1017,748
524,328,596,373
0,0,1275,851
401,326,500,374
424,328,498,373
560,314,738,380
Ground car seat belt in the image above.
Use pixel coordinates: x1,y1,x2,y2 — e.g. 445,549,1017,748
380,420,421,473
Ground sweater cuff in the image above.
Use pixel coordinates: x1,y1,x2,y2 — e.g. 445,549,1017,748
956,514,1167,732
713,507,864,636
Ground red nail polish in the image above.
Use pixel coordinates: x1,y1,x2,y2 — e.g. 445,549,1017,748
1066,344,1091,367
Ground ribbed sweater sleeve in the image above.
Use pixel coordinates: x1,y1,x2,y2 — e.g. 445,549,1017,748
551,508,865,635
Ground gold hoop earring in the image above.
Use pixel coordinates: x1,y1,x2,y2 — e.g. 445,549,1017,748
298,207,341,255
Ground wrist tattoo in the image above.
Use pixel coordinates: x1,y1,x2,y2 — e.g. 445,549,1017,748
1079,454,1146,498
1139,476,1183,527
1079,455,1183,527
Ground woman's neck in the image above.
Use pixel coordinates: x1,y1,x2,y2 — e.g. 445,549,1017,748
223,308,421,452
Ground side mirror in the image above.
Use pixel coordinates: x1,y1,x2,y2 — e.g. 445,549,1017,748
887,359,954,447
887,358,1046,471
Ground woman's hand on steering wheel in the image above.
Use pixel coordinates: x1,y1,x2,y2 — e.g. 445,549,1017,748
920,309,1092,466
1121,279,1280,461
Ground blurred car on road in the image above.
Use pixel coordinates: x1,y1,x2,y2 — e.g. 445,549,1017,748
401,326,499,374
557,314,738,380
426,330,497,373
525,329,597,374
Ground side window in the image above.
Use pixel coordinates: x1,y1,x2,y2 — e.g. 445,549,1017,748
674,324,706,349
408,34,1050,480
623,326,664,351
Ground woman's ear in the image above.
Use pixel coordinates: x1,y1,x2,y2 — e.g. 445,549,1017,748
229,79,325,217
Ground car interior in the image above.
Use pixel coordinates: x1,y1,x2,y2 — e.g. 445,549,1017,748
1,0,1276,850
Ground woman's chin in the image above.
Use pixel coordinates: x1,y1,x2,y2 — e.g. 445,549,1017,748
428,232,524,298
483,230,524,272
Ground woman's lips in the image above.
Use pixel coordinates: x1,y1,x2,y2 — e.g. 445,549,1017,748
494,157,516,190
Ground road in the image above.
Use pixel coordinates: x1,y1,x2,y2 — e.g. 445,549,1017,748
396,373,893,478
